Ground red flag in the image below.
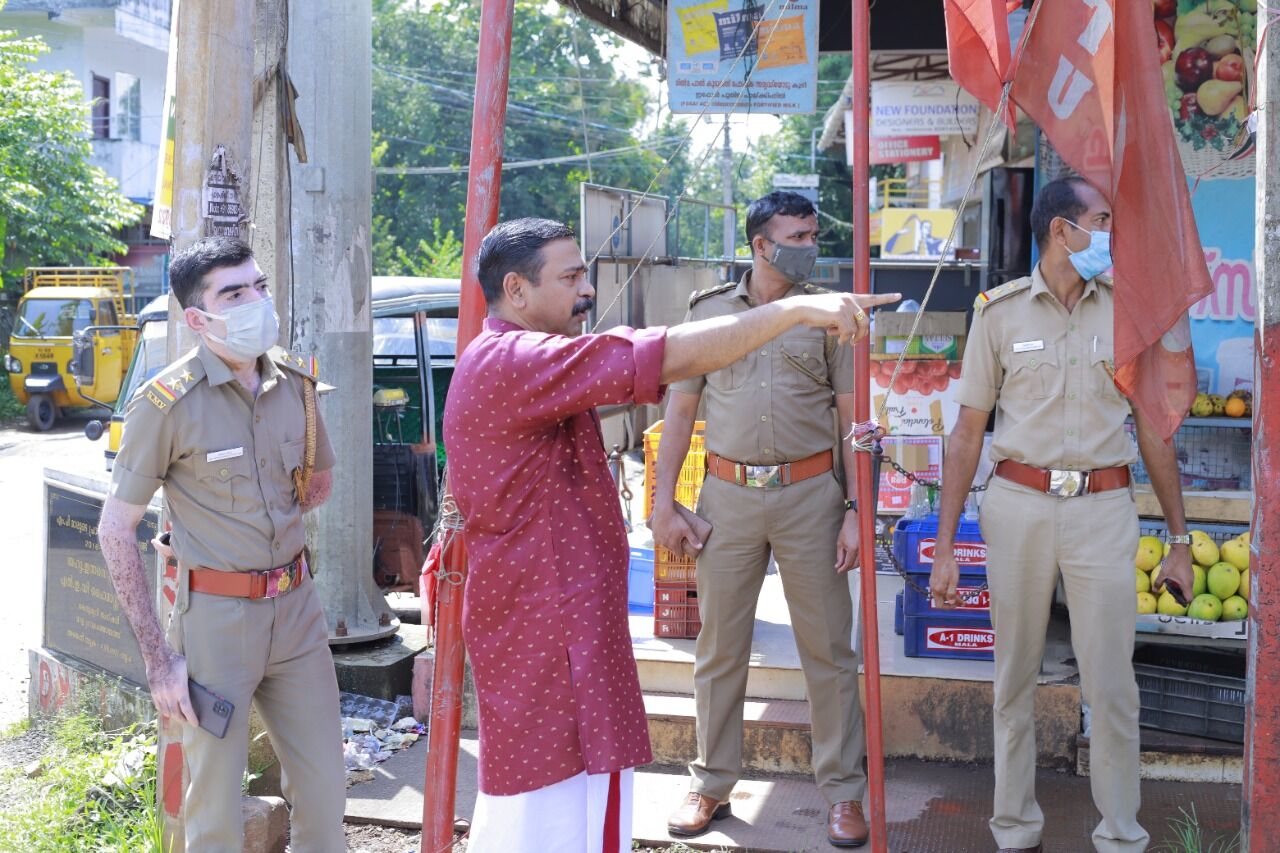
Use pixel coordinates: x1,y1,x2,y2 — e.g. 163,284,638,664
1011,0,1213,440
944,0,1016,129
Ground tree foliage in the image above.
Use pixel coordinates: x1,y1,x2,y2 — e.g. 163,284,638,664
0,9,143,290
373,0,702,275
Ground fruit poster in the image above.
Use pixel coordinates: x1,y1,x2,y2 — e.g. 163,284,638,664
667,0,819,114
1156,0,1256,180
870,360,964,436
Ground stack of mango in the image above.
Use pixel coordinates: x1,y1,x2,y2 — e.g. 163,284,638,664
1135,530,1250,621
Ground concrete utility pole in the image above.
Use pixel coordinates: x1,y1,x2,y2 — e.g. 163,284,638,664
721,116,735,259
1244,17,1279,850
285,0,392,642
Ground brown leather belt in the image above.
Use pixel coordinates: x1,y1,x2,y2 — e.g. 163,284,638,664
995,459,1129,497
706,449,833,488
187,553,308,599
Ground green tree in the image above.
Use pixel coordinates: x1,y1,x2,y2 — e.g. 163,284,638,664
0,8,143,290
372,0,700,275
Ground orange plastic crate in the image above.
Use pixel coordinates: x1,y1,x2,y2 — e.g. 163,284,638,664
654,601,701,639
642,420,707,520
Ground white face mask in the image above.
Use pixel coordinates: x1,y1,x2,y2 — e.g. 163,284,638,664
198,296,280,361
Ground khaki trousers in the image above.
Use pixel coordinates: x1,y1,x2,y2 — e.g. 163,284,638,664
170,578,346,853
690,472,867,805
980,476,1146,853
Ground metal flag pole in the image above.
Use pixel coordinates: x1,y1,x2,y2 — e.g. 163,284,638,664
851,1,889,850
420,0,514,848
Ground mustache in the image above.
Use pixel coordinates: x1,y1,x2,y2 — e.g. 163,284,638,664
572,298,595,315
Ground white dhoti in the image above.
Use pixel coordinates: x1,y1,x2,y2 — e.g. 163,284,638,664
466,768,634,853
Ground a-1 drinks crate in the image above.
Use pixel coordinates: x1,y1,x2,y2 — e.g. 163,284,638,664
903,612,995,661
654,583,700,639
891,515,987,576
643,420,707,586
1132,645,1245,743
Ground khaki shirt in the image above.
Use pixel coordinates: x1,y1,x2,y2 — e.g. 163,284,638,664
110,342,335,571
954,266,1137,471
671,270,854,464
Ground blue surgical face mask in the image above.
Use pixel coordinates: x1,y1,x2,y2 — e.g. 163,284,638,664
1062,218,1112,281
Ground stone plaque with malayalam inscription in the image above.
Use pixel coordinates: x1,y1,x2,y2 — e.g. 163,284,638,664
44,484,158,687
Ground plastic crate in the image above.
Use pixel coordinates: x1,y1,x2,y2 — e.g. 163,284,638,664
642,420,707,519
1132,645,1245,743
628,547,654,612
655,584,701,639
902,572,991,617
903,612,995,661
894,591,904,636
892,514,986,575
643,420,708,587
1138,519,1249,546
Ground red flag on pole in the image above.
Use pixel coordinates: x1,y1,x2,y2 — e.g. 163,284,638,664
944,0,1016,129
1011,0,1213,440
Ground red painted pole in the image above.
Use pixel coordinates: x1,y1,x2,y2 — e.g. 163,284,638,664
1244,17,1278,845
420,0,513,849
850,2,888,851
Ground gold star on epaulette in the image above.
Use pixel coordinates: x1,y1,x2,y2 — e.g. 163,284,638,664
171,379,185,393
180,369,194,383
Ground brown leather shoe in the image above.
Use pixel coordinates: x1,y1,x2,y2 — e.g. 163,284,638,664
667,791,731,837
828,800,869,848
996,845,1042,852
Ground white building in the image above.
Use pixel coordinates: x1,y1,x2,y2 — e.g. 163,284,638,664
2,0,171,298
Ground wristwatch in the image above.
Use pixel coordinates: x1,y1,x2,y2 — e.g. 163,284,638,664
1164,533,1192,546
844,499,857,512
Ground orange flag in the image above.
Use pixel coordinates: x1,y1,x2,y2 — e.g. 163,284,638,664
944,0,1015,129
1011,0,1213,441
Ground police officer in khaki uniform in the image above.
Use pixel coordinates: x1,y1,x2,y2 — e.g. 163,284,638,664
99,236,346,853
654,192,874,848
930,178,1195,853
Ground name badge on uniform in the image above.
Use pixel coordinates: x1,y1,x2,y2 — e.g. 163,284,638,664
1012,340,1045,353
206,447,244,462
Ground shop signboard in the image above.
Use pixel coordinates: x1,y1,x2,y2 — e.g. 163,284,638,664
667,0,819,114
870,134,941,165
871,81,979,138
879,208,957,260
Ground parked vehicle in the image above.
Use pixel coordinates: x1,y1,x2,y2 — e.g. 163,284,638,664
6,267,137,430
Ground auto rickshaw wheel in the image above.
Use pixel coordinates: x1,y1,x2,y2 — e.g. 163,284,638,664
26,394,56,431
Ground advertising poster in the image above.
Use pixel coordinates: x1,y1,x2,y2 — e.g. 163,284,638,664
1187,176,1254,395
667,0,819,114
879,208,957,260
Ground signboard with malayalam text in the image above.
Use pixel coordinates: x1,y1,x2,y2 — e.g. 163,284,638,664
43,483,158,687
667,0,819,115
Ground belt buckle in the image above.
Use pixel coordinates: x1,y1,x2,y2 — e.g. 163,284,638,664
264,566,293,599
744,464,782,488
1048,469,1088,498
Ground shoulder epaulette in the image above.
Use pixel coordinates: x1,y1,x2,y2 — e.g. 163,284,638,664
687,281,737,309
1094,274,1114,288
270,346,320,382
143,350,205,414
973,277,1032,312
799,281,835,295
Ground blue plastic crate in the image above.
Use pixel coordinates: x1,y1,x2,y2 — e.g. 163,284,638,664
902,571,991,618
894,591,904,636
892,515,987,576
903,612,995,661
628,547,654,612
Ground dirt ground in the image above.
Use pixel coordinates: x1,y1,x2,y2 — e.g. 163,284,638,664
330,825,718,853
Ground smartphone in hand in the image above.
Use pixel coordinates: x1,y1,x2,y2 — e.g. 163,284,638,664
188,680,234,739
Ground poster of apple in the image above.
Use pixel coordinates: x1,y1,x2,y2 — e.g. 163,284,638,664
1155,0,1256,179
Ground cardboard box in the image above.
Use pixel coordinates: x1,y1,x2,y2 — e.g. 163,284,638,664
871,311,967,360
871,360,963,435
877,436,942,514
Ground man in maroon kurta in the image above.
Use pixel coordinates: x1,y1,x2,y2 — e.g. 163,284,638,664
443,217,896,852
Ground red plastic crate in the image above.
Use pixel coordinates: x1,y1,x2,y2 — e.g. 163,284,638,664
654,584,700,638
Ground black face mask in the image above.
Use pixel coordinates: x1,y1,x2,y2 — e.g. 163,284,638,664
765,240,819,284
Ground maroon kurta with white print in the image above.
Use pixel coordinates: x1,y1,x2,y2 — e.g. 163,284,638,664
443,318,667,796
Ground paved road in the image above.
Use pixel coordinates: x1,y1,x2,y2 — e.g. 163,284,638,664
0,417,105,727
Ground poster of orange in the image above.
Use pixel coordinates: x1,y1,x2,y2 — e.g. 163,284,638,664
879,208,957,260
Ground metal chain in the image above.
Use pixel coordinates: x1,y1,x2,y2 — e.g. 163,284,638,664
880,451,988,494
875,532,989,605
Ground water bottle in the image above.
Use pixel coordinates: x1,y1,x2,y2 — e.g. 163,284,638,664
962,493,979,523
897,299,921,313
904,482,931,520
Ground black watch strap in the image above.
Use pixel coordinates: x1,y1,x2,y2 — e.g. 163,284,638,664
844,498,857,512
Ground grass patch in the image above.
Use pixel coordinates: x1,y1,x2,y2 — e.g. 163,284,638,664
0,718,31,739
0,712,169,853
0,371,23,427
1154,804,1242,853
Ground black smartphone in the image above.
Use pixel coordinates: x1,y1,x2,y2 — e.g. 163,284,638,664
1164,578,1190,608
188,679,234,739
